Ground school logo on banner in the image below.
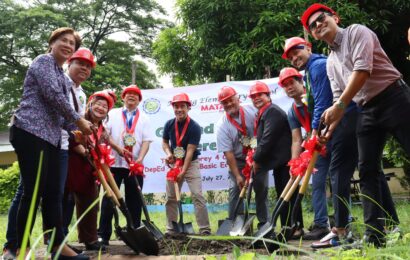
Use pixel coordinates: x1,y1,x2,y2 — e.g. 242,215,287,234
143,98,161,114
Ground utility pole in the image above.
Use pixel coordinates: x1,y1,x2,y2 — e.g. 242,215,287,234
131,60,136,84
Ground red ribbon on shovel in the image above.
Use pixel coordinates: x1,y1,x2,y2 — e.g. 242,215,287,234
166,159,184,182
124,153,145,177
242,149,255,181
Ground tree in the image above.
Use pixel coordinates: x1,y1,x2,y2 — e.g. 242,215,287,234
0,0,167,130
83,39,159,104
153,0,409,86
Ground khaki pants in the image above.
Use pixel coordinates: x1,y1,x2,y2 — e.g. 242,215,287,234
165,160,210,233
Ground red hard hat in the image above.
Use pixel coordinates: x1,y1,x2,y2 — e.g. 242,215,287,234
68,48,96,68
282,37,311,60
171,93,192,106
104,89,117,104
218,86,237,102
249,81,270,97
278,67,303,87
301,3,337,33
88,91,114,110
121,85,142,101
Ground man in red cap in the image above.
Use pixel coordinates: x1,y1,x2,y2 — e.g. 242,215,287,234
301,3,408,247
282,34,360,245
98,84,153,245
249,81,303,237
162,93,211,235
215,86,257,221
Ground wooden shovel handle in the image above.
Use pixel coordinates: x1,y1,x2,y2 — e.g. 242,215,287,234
174,182,181,202
96,167,120,206
101,163,124,201
298,151,320,194
239,182,248,198
280,175,296,199
284,175,303,201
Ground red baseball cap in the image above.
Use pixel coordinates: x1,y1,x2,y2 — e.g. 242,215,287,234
301,3,337,33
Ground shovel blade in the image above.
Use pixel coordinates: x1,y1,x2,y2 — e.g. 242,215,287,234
216,219,234,235
116,225,159,256
142,220,164,240
172,221,195,234
237,215,255,236
229,215,246,236
251,221,273,246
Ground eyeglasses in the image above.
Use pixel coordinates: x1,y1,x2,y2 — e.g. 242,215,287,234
308,12,327,32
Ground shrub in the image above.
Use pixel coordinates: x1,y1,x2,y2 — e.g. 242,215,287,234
0,162,20,213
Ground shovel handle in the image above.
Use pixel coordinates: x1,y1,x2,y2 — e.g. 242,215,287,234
280,175,296,199
284,174,303,201
96,168,120,206
101,163,124,201
298,151,320,194
174,182,181,202
239,182,248,198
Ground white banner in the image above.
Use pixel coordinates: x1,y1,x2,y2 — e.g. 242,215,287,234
139,77,292,193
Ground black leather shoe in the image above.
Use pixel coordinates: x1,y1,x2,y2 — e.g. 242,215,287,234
66,244,83,254
85,241,106,251
51,252,90,260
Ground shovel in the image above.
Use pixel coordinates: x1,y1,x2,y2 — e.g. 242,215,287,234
230,169,256,236
251,173,302,251
123,155,164,240
216,182,248,235
279,124,329,241
100,163,159,255
172,182,195,234
133,176,164,240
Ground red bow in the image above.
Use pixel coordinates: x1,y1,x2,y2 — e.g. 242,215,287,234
288,150,312,177
242,149,255,181
302,135,327,157
98,144,115,166
129,161,145,177
166,159,183,182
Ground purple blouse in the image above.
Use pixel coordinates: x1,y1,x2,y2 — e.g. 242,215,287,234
13,53,80,147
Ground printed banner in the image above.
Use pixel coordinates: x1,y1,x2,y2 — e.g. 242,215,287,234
139,77,293,193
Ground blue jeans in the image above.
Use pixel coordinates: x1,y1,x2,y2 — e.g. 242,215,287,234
3,177,23,251
329,109,358,228
311,149,331,227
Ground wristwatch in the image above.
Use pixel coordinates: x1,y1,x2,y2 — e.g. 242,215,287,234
335,100,346,110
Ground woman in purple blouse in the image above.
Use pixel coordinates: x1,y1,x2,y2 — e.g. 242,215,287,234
10,27,93,260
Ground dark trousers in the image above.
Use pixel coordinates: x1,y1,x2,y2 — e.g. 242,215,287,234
98,167,144,240
272,165,303,228
3,178,23,251
329,109,358,228
75,187,99,243
10,126,65,247
357,81,410,236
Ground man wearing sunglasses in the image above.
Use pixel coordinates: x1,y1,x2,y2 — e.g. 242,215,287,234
282,36,358,247
301,3,409,247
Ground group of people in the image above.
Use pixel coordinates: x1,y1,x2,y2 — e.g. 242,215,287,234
217,2,409,250
2,2,410,260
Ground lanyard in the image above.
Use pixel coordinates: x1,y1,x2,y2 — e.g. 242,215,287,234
293,103,311,133
122,109,140,134
226,106,247,136
175,116,190,146
253,103,271,136
89,124,104,145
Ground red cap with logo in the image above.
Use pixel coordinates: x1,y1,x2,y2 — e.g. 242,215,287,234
88,91,114,110
282,37,311,59
68,48,96,68
278,67,303,87
249,81,270,97
121,85,142,101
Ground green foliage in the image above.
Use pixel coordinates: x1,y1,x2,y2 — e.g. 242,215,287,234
153,0,410,87
0,0,167,129
0,162,19,213
384,137,410,191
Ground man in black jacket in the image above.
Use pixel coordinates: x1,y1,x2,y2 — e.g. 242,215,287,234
249,81,303,236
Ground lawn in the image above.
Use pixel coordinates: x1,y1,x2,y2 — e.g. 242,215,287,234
1,199,410,259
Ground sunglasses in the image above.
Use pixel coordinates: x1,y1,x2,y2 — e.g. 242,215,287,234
308,12,327,32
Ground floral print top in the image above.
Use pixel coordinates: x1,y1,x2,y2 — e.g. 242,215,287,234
13,53,80,147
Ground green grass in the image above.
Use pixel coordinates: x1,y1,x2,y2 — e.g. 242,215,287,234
2,200,410,259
